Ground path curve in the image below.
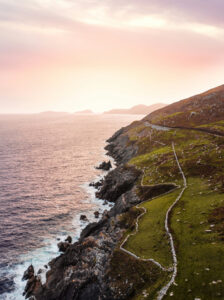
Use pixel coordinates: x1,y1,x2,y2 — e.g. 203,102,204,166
119,142,187,299
157,143,187,300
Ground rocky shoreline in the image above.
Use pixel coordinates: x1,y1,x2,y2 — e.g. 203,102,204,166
22,126,172,300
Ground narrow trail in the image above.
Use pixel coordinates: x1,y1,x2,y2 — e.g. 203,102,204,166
157,143,187,300
119,142,187,299
144,121,224,138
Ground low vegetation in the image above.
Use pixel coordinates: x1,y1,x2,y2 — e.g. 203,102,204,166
108,249,169,300
124,189,181,268
117,117,224,299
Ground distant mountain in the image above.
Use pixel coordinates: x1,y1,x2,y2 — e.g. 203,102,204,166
104,103,166,115
144,84,224,129
74,109,94,114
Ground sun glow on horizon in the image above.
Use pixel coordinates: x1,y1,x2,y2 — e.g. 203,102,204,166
0,0,223,113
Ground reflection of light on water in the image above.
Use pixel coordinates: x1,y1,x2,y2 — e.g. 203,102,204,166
2,173,113,300
0,114,137,300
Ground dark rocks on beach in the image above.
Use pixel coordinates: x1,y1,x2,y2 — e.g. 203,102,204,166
65,235,72,243
96,160,112,171
80,214,88,221
105,130,138,164
57,241,70,253
22,265,43,299
94,211,100,218
22,265,34,281
80,220,106,241
89,179,104,189
23,214,125,300
23,275,42,299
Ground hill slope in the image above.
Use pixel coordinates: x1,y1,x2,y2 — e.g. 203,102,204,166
103,89,224,299
104,103,166,115
23,85,224,300
144,85,224,134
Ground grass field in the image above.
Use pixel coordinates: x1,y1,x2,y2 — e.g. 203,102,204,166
124,189,181,268
118,123,224,299
165,178,224,299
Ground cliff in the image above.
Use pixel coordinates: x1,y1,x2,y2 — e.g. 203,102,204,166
23,84,224,300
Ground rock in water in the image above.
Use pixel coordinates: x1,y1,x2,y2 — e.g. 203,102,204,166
94,211,100,218
57,241,70,252
65,235,72,243
89,179,104,189
22,265,34,281
96,161,112,171
80,214,88,221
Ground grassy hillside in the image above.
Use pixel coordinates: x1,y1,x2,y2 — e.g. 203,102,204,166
110,88,224,299
143,85,224,134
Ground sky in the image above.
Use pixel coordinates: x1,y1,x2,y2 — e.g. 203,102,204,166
0,0,224,113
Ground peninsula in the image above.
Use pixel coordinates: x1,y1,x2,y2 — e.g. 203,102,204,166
23,85,224,300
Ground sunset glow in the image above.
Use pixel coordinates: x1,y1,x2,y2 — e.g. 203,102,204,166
0,0,224,113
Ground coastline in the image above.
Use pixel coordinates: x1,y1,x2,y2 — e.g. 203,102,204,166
22,126,175,300
21,127,140,299
2,149,114,300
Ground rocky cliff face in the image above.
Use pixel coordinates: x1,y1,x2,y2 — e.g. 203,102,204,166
23,126,175,300
22,129,143,300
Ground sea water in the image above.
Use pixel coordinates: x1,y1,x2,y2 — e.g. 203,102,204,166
0,113,141,299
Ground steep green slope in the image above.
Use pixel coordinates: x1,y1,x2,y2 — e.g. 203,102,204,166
116,122,224,299
143,84,224,134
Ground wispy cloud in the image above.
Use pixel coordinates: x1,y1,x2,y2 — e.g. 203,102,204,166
0,0,223,38
0,0,223,113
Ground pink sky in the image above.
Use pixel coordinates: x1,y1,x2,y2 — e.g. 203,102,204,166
0,0,224,113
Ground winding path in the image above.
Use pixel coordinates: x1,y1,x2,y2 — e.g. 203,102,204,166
120,141,187,299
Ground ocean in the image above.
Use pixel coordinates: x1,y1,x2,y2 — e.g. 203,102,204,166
0,113,141,299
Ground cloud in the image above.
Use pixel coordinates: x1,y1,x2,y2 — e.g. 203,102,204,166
0,0,223,113
0,0,224,37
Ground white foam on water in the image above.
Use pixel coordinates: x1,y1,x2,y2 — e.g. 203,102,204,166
2,166,113,300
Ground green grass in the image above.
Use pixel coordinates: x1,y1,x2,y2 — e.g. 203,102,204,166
164,177,224,299
121,177,224,299
115,121,224,299
197,120,224,134
124,189,181,268
129,145,180,185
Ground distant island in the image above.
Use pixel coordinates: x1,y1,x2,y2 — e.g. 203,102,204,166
74,109,94,114
104,103,166,115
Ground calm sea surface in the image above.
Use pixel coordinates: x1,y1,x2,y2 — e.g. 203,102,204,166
0,113,141,299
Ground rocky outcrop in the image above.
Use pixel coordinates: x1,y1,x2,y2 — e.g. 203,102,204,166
96,165,141,202
22,265,34,281
22,163,143,300
57,241,70,253
80,215,88,222
22,126,169,300
89,179,103,189
65,236,72,243
96,161,112,171
23,214,128,300
105,129,138,164
94,211,100,218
